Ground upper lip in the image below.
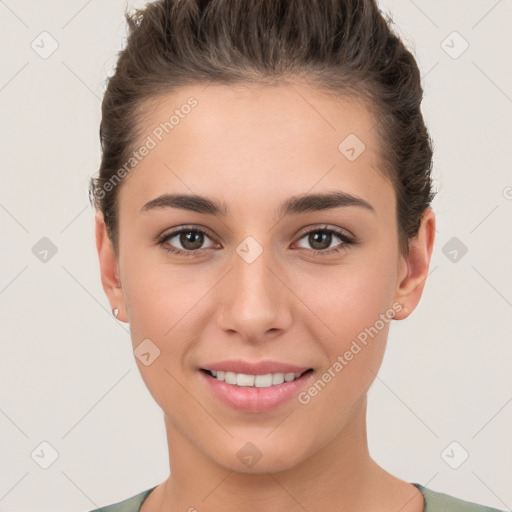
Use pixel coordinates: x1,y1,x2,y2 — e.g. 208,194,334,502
201,359,311,375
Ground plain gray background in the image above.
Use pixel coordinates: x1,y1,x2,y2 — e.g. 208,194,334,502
0,1,511,511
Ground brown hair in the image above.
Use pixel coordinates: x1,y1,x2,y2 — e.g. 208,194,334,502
89,0,435,256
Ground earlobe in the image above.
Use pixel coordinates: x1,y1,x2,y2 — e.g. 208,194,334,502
95,211,126,322
393,208,436,320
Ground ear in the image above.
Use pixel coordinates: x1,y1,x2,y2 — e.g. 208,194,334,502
95,210,127,322
393,208,436,320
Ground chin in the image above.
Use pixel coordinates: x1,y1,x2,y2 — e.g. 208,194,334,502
205,435,309,475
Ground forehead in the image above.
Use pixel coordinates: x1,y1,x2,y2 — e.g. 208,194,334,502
119,82,394,217
137,81,377,153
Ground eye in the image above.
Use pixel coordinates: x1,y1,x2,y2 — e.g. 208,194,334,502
295,226,355,255
157,227,218,256
156,225,355,258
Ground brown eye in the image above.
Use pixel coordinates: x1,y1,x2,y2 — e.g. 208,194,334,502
179,230,205,250
158,227,217,255
295,227,356,256
308,231,333,251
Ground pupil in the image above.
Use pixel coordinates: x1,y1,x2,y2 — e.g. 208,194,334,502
310,232,331,250
181,231,203,250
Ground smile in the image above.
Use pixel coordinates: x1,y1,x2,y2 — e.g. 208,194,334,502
199,367,314,412
203,369,311,388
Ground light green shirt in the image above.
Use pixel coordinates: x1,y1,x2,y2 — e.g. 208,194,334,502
88,483,506,511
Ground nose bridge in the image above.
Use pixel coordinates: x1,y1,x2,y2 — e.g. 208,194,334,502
217,236,292,339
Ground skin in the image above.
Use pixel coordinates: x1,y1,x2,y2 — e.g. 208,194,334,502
95,81,435,512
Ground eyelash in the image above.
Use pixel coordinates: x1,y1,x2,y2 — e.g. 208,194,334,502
156,225,356,258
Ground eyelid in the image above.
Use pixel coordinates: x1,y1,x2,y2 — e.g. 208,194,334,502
156,225,219,254
293,225,356,253
295,224,355,241
157,225,215,242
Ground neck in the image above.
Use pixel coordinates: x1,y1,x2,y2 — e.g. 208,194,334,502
149,395,422,512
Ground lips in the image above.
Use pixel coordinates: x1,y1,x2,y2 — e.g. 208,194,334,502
200,359,311,375
199,359,314,412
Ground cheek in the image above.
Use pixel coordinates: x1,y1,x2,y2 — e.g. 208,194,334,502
294,269,395,430
122,238,399,357
121,265,199,410
295,252,398,339
290,250,398,401
121,250,211,340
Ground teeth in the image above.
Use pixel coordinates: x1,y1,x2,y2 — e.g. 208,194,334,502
208,370,304,388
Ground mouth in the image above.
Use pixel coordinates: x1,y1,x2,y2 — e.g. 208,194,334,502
200,368,313,388
199,366,314,412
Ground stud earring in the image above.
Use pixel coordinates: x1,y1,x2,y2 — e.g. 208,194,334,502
113,307,119,319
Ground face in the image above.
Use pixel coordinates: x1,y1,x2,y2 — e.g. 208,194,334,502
97,82,431,474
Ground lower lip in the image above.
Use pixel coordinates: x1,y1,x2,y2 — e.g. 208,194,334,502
200,370,314,413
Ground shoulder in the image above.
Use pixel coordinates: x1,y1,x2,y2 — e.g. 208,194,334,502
88,487,156,512
412,483,506,512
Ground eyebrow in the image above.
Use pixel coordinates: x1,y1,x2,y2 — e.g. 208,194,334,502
140,191,375,217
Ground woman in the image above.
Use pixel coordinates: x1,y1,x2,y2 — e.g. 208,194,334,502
88,0,504,510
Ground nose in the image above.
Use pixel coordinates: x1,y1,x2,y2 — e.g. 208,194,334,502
216,243,293,343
